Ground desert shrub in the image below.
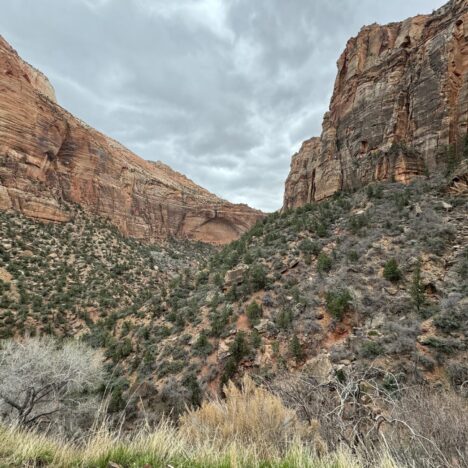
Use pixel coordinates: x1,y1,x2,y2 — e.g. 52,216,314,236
410,260,425,313
383,259,402,282
325,288,352,320
248,264,267,291
433,312,458,332
422,336,461,355
415,352,436,371
272,372,467,467
298,239,321,256
314,221,328,238
246,301,262,325
393,189,411,209
347,250,359,263
250,329,262,349
317,252,332,274
229,331,250,363
359,340,384,358
289,335,303,361
182,373,202,407
179,375,317,456
193,333,213,356
367,184,383,199
209,306,231,337
275,309,293,330
349,214,369,235
446,360,468,387
385,388,468,466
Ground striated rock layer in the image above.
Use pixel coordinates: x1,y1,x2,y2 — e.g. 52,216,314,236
284,0,468,209
0,36,263,244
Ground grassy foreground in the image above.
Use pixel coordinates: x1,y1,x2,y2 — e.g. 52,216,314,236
0,424,399,468
0,377,403,468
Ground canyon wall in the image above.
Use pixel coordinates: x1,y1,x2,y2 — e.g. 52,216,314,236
0,36,263,244
284,0,468,209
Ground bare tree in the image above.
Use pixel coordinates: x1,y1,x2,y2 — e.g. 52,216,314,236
267,368,467,467
0,337,104,427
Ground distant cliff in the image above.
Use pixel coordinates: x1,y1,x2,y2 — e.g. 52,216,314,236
284,0,468,209
0,36,263,244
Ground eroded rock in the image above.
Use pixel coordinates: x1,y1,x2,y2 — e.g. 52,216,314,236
284,0,468,209
0,36,263,244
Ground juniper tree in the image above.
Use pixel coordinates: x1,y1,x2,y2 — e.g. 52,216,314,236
410,260,425,313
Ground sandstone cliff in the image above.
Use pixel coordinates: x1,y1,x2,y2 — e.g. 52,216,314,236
284,0,468,209
0,36,263,244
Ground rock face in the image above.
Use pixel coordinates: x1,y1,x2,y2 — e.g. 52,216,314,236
284,0,468,210
0,36,263,244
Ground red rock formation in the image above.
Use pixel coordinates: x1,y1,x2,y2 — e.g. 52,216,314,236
284,0,468,210
0,36,263,244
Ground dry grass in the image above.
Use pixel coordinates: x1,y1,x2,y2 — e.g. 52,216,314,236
0,377,433,467
180,375,323,457
0,422,402,468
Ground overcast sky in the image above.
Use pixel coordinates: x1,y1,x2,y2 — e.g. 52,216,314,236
1,0,445,211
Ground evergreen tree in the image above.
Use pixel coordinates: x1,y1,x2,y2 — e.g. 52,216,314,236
383,258,402,282
410,259,425,313
290,334,303,361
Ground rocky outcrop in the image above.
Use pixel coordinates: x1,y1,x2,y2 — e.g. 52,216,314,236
284,0,468,210
0,36,263,244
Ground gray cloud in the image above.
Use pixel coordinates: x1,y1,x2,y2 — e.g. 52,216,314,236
1,0,445,211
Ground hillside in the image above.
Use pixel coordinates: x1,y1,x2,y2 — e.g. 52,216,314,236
1,175,466,412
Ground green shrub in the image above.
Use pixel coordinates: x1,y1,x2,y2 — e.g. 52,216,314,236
383,259,402,282
249,264,267,291
347,250,359,263
325,288,352,320
434,312,460,332
250,329,262,349
289,335,303,361
275,309,293,330
193,333,213,356
410,260,425,313
229,331,250,362
246,302,262,325
393,190,411,209
360,340,384,358
298,239,320,256
209,307,231,337
317,252,332,274
348,214,369,235
367,184,383,199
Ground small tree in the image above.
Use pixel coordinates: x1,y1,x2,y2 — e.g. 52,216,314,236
383,258,402,282
317,252,332,274
246,301,262,325
0,337,104,426
410,260,425,313
229,331,250,362
249,264,267,291
325,288,352,320
289,335,303,361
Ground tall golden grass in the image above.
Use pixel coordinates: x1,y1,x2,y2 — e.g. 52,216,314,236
0,377,407,467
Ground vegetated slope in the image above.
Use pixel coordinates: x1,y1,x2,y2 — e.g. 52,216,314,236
2,176,465,419
175,177,467,398
0,35,263,244
0,206,215,415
